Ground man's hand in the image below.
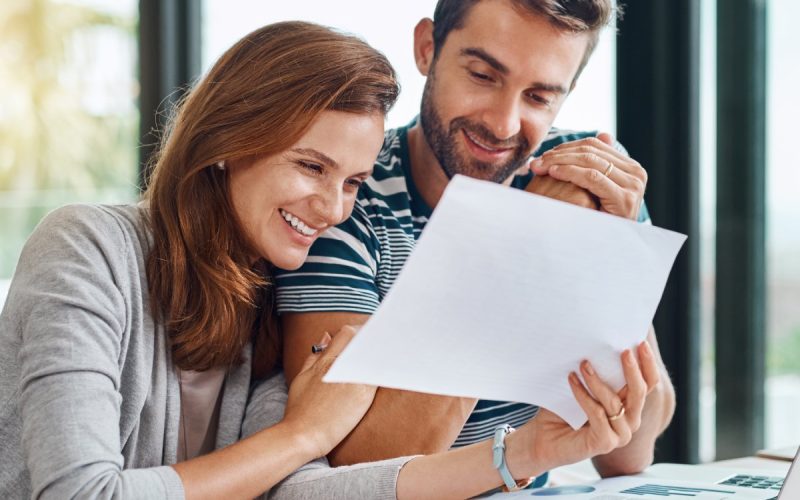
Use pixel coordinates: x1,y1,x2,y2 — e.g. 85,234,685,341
525,174,598,210
529,133,647,220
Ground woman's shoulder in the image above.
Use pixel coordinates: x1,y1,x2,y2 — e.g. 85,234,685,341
36,202,148,248
19,203,151,278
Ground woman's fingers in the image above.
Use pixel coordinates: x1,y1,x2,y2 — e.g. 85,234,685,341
301,331,332,372
568,372,622,455
579,360,625,422
620,349,648,431
637,341,662,392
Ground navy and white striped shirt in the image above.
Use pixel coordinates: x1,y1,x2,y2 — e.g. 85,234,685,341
275,121,650,447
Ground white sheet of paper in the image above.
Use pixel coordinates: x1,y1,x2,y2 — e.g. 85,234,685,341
324,175,686,429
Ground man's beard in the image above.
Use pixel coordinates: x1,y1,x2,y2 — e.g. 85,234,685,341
419,75,532,183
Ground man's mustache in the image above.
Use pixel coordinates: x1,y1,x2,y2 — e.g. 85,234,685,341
449,117,528,151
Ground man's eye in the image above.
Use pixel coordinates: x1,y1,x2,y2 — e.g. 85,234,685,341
469,71,493,82
526,93,552,107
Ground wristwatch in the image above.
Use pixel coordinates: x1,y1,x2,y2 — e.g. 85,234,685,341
492,424,534,492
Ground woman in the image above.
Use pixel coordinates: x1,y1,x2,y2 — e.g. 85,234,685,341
0,21,658,500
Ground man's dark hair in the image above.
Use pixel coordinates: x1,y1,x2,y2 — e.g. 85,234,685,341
431,0,622,85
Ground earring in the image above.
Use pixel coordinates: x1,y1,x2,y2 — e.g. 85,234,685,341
216,160,225,170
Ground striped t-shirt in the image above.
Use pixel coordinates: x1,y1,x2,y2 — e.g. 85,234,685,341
275,121,651,447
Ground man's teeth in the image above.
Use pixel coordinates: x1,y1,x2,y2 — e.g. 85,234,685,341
280,209,317,237
466,131,503,152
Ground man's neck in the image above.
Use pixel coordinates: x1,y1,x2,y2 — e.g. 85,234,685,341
407,122,450,210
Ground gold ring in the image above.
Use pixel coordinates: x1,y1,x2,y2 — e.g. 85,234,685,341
607,406,626,422
603,162,615,177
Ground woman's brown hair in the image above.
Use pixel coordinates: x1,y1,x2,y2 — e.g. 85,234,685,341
144,21,399,372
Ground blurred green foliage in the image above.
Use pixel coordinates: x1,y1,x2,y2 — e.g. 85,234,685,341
768,325,800,376
0,0,139,278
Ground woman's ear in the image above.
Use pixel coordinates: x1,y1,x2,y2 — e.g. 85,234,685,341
413,18,436,77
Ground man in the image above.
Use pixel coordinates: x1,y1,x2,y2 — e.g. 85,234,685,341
276,0,675,479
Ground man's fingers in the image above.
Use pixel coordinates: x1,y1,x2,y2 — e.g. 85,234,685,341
596,131,615,146
542,150,642,185
548,137,648,183
548,163,625,199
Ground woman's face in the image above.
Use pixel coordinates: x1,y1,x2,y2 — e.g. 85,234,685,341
229,110,384,270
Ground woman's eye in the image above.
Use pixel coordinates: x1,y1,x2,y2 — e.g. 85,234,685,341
345,178,364,189
298,161,324,174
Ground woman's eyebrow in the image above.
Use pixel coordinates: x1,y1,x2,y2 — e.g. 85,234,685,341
290,148,339,169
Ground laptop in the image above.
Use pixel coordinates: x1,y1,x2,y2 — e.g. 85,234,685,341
485,449,798,499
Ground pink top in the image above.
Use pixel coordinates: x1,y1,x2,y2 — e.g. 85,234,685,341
176,367,227,461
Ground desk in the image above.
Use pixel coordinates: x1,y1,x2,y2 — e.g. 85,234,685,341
549,455,792,487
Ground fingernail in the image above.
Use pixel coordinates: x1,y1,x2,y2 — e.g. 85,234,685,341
550,164,559,174
582,360,595,376
569,372,579,384
641,342,653,357
623,350,636,366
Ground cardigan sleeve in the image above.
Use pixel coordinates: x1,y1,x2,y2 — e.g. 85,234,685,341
6,205,184,500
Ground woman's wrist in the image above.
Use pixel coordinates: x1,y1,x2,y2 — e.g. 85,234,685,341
273,419,325,462
504,425,546,481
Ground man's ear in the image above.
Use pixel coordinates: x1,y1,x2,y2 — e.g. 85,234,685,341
413,18,436,76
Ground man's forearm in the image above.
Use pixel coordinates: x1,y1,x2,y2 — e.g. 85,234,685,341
328,388,477,466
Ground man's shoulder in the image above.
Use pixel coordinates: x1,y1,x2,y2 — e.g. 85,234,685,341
534,128,598,155
358,125,414,209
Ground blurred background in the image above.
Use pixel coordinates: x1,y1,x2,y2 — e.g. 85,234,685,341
0,0,797,465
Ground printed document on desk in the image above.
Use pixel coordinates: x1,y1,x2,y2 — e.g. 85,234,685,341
324,175,686,429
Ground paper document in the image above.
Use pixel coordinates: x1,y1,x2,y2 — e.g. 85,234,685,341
324,175,686,429
481,477,776,499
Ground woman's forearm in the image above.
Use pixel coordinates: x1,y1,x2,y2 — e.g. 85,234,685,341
396,431,541,500
173,421,318,500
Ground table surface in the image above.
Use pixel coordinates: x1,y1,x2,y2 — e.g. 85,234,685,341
549,450,795,487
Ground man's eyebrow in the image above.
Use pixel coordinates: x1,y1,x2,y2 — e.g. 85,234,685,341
461,47,509,74
290,148,339,169
460,47,569,95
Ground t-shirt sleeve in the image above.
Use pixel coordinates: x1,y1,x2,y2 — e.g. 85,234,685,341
274,202,382,315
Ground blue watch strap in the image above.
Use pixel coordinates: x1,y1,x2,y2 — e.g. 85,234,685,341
492,424,519,491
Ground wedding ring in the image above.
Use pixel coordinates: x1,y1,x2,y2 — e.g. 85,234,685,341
603,162,615,177
607,406,626,422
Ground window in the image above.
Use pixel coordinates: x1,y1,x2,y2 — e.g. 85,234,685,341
0,0,139,306
764,0,800,450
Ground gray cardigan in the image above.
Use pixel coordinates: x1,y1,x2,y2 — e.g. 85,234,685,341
0,204,410,499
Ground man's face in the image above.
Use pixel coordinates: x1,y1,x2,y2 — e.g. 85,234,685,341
418,0,590,183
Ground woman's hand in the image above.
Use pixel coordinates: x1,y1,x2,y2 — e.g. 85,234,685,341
509,343,661,478
282,326,377,458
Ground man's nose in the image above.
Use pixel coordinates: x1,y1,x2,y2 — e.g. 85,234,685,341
480,92,522,142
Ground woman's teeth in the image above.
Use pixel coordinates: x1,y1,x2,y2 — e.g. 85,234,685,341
280,209,317,237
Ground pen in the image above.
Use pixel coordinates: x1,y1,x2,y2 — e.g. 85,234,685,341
311,343,328,354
